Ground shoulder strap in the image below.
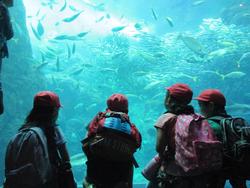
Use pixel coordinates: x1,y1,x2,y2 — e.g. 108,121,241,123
207,116,224,123
28,127,48,156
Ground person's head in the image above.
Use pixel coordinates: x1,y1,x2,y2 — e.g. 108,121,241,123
195,89,226,118
106,93,128,114
1,0,13,7
165,83,194,114
25,91,62,125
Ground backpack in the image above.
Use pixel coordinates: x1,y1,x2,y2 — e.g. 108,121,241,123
209,116,250,179
4,127,52,187
82,112,140,164
175,114,223,174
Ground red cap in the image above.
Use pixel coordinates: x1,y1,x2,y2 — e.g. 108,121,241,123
34,91,62,108
107,94,128,113
195,89,226,106
166,83,193,104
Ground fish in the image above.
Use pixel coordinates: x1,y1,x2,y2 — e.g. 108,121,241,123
70,153,87,166
73,103,85,111
56,56,60,72
82,63,93,68
207,48,228,60
106,13,110,19
37,20,44,36
223,71,246,80
192,0,205,6
54,22,60,26
86,103,97,111
30,24,41,40
96,16,105,23
226,103,250,115
95,3,105,11
165,17,174,27
111,26,126,32
178,34,205,56
69,5,78,11
144,80,162,90
153,52,165,58
36,62,49,71
72,43,76,54
133,71,148,76
77,32,89,37
237,52,250,68
41,53,45,63
101,67,118,73
59,0,67,12
70,68,84,76
62,11,84,22
53,35,79,41
177,73,198,82
151,8,158,21
134,23,143,30
66,43,71,59
36,8,41,17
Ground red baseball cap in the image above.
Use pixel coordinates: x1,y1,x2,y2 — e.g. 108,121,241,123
34,91,62,108
166,83,193,104
107,93,128,113
195,89,226,106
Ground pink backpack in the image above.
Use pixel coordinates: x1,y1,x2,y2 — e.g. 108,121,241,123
175,114,223,173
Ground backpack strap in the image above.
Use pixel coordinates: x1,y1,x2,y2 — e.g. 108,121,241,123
207,116,224,123
27,127,48,157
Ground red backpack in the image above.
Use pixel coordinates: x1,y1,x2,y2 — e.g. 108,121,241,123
175,114,223,173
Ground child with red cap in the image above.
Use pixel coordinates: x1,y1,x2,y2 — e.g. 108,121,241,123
82,93,141,188
4,91,76,188
196,89,247,188
143,83,213,188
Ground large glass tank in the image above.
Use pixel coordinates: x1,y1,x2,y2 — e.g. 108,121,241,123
1,0,250,187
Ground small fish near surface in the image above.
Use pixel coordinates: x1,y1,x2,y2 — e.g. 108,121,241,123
151,8,158,21
111,25,126,32
30,24,41,40
62,10,84,22
59,0,67,12
192,0,206,6
53,32,89,41
53,35,78,41
37,20,44,36
165,17,174,27
96,15,105,23
77,32,89,37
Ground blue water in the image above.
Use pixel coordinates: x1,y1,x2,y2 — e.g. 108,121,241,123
1,0,250,187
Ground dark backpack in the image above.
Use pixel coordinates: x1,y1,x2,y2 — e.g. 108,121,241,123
82,112,139,164
4,127,52,188
209,116,250,179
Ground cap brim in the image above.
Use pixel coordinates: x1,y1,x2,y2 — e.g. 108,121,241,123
193,97,208,102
